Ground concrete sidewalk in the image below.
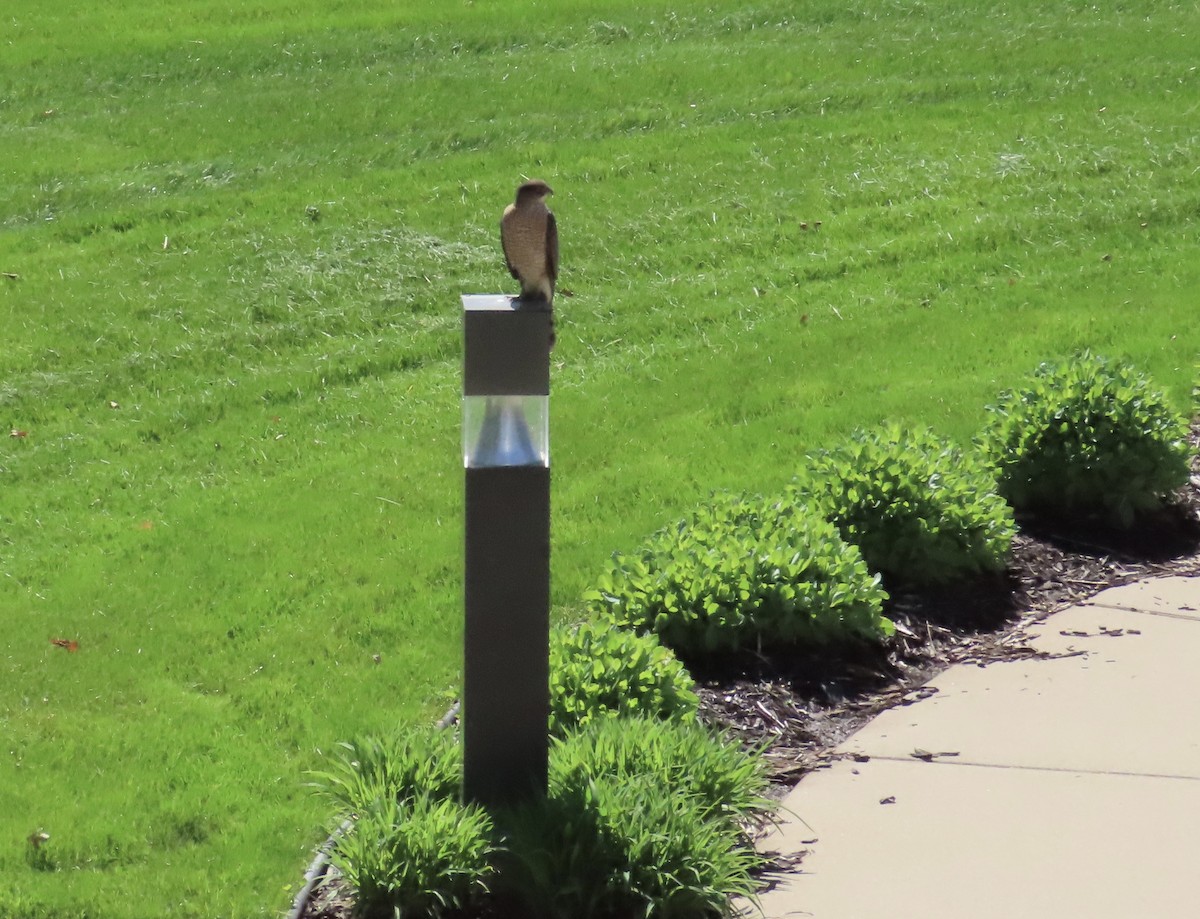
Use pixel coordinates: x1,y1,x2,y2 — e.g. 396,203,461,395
752,576,1200,919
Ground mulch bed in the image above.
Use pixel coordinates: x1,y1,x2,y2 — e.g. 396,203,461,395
299,422,1200,919
694,422,1200,789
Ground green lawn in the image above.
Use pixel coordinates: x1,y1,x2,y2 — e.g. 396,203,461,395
2,1,1198,915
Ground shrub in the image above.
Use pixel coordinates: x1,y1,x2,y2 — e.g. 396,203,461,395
312,720,769,919
585,493,891,656
980,352,1192,526
548,716,769,832
499,718,769,919
329,793,495,919
793,424,1016,586
549,620,699,736
308,727,461,813
309,729,491,918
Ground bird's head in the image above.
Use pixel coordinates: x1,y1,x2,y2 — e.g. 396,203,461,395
515,179,554,204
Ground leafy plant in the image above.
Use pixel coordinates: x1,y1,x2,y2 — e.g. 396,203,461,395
499,718,769,919
586,493,891,656
548,716,769,832
549,620,698,736
309,730,490,918
329,793,496,919
793,424,1016,586
307,727,461,814
979,352,1192,526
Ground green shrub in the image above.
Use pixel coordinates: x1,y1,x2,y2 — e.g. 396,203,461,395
585,493,891,656
499,718,768,919
549,620,698,736
793,424,1016,586
308,727,460,813
329,793,495,919
980,352,1192,526
311,720,769,919
548,716,769,832
309,730,490,918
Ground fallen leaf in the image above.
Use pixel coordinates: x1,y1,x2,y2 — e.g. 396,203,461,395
911,749,959,762
10,429,28,438
50,638,79,653
879,795,896,805
28,831,50,849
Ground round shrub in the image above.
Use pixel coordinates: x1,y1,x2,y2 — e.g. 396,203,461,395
793,424,1016,586
980,352,1192,526
549,620,698,736
585,493,891,657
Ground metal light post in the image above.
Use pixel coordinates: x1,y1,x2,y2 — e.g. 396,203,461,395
461,294,552,808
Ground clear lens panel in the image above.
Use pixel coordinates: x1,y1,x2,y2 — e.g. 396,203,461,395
463,395,549,468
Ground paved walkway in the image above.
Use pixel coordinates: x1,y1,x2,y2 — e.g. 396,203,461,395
752,575,1200,919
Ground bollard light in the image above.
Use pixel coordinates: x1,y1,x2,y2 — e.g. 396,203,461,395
461,294,552,808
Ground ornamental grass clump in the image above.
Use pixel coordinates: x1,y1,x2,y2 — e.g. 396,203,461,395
585,493,891,657
308,728,461,814
980,352,1192,527
500,717,770,919
328,794,496,919
549,620,698,736
547,715,770,832
307,729,493,918
794,424,1016,587
311,719,770,919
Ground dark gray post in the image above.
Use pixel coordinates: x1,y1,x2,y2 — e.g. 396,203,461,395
461,294,551,808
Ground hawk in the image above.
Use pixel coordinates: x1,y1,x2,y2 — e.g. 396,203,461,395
500,179,558,307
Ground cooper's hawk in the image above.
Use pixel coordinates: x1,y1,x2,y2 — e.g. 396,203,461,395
500,178,558,309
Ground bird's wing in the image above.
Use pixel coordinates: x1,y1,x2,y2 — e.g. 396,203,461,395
545,210,559,284
500,206,520,279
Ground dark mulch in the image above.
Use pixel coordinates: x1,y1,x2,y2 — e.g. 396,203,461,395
298,422,1200,919
694,421,1200,789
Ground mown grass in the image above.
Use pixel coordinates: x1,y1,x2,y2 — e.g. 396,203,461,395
2,0,1198,915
